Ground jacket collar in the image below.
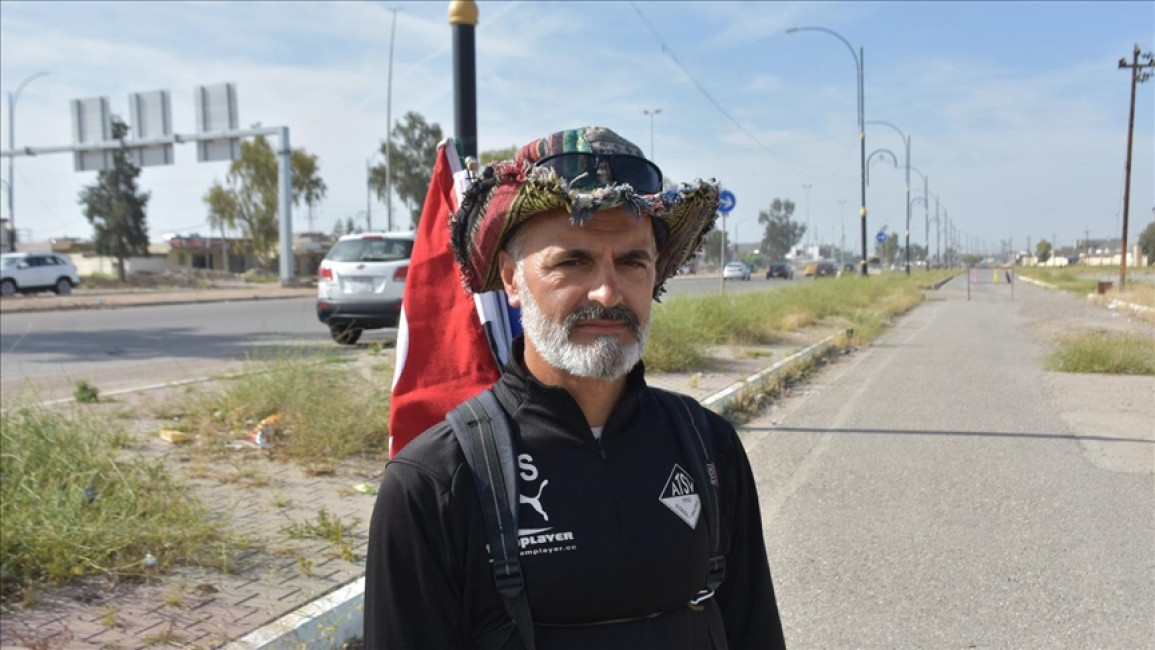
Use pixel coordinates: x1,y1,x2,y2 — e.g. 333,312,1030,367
492,336,649,440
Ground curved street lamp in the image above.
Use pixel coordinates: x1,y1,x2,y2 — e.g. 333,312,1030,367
787,26,867,276
865,148,898,186
6,71,50,251
867,120,911,274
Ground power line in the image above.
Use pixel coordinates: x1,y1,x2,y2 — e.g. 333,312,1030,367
628,3,841,181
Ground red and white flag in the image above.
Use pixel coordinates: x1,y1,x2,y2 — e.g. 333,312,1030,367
388,139,516,456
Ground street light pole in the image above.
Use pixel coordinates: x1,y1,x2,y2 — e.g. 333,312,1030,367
909,165,929,271
802,183,812,254
384,6,402,232
787,26,867,276
643,108,661,160
867,120,911,274
6,71,49,251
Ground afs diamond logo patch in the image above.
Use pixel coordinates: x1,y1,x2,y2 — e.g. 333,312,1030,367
660,464,700,529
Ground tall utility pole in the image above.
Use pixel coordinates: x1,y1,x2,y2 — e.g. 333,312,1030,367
1117,44,1153,289
384,6,402,232
643,108,661,160
6,71,50,251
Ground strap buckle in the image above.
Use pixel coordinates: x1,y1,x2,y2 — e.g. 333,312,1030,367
493,558,524,597
706,554,726,591
689,589,715,609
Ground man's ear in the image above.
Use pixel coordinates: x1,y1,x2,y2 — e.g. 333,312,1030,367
498,250,522,307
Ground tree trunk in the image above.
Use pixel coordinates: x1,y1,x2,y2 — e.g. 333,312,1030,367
117,256,127,283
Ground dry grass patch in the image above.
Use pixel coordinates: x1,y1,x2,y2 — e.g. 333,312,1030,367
1045,330,1155,376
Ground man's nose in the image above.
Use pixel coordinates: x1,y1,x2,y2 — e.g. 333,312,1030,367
587,263,623,308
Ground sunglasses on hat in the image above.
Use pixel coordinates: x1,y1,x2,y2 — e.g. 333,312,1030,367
535,153,664,195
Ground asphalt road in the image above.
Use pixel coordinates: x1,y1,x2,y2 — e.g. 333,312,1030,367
0,274,803,404
0,297,327,404
743,277,1154,648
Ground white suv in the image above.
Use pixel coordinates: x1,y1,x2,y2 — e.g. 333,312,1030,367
1,252,81,297
316,232,414,344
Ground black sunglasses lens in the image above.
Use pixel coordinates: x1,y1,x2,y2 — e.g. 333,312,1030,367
608,155,662,194
538,154,599,190
537,153,662,193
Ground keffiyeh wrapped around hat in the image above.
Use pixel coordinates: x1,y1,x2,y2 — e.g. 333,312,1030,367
449,126,721,300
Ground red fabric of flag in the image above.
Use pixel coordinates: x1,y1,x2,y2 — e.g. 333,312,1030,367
388,140,501,457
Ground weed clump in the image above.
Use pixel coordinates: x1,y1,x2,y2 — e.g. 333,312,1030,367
1046,331,1155,375
0,407,233,604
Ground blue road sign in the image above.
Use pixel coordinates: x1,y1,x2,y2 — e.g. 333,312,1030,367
876,231,887,244
718,190,736,214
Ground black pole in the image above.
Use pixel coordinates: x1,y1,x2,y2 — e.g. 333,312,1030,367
859,45,869,276
449,1,478,158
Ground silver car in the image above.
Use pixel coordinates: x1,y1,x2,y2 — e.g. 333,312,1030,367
1,252,81,297
315,232,414,344
722,261,751,281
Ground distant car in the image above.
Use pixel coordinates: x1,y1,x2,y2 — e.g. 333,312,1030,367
722,261,751,281
815,261,838,277
765,261,794,280
316,232,414,344
0,252,81,297
803,260,838,278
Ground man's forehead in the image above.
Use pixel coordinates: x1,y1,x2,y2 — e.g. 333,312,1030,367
523,209,657,247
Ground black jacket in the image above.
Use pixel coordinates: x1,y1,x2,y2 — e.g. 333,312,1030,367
365,341,786,649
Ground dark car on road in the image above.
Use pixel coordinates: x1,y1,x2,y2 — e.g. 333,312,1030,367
765,261,794,280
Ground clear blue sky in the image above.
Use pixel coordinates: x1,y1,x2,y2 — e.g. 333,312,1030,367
1,1,1151,255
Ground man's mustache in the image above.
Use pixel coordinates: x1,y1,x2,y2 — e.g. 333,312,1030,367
564,304,641,335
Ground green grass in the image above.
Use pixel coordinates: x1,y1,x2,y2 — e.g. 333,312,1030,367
168,348,392,472
0,407,235,604
1045,331,1155,375
645,272,942,372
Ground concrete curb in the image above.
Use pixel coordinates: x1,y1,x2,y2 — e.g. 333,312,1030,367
227,332,848,649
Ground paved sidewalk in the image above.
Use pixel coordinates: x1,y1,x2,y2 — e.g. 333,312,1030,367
744,276,1154,648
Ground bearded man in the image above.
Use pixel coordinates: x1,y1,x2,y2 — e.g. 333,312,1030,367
364,126,786,650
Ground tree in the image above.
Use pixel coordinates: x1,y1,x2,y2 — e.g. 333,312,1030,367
203,132,327,270
292,150,328,231
480,146,517,166
78,118,151,281
702,227,728,267
875,232,899,266
1138,220,1155,266
368,112,444,229
757,198,805,260
330,219,346,240
1035,239,1053,264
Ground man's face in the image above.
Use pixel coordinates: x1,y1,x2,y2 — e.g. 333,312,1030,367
499,208,658,380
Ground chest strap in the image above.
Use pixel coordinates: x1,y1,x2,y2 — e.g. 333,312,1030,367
447,389,536,650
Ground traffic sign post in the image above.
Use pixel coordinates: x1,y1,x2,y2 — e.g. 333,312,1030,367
876,231,887,244
718,190,735,293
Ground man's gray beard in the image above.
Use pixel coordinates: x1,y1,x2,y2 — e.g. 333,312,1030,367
515,266,649,380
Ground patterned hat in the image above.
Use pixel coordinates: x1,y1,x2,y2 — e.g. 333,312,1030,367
450,126,720,300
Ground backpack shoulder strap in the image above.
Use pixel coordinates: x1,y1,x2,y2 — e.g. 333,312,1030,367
446,389,536,650
652,388,726,591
